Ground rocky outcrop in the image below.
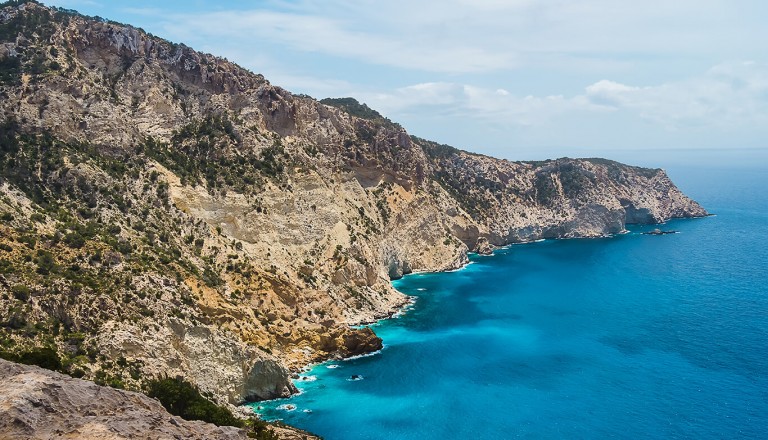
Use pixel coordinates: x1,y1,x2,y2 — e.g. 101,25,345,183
0,358,320,439
340,326,383,356
0,358,249,440
0,0,707,416
96,320,296,404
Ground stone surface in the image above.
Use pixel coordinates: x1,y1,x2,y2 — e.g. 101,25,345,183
0,358,248,440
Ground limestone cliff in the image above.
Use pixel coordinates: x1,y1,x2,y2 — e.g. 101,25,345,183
0,0,707,411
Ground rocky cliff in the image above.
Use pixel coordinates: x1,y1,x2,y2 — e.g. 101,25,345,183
0,0,706,411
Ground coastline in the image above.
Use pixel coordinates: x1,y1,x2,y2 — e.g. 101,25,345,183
252,234,547,414
247,212,717,430
248,214,713,419
247,290,420,417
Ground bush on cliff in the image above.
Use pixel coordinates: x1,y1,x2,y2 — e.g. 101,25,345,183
145,376,280,438
146,376,280,438
0,346,63,372
146,376,243,427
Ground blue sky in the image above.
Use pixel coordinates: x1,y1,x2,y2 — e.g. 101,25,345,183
43,0,768,163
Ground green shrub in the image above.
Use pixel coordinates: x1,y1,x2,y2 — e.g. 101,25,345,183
320,97,385,121
63,231,86,248
11,285,30,301
35,250,57,275
5,346,63,372
246,418,280,440
146,377,244,428
202,267,223,287
0,56,21,86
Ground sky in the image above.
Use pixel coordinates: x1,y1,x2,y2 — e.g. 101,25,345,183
42,0,768,164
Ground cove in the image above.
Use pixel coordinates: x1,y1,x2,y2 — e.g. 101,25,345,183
251,166,768,439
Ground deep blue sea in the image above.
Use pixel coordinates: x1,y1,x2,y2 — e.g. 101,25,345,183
252,165,768,439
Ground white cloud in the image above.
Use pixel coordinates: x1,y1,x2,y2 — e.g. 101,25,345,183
268,75,356,96
357,80,598,129
160,9,516,73
151,0,768,75
355,61,768,136
584,61,768,129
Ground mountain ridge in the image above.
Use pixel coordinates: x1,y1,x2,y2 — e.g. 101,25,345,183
0,0,706,422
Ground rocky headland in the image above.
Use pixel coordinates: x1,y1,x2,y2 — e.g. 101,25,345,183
0,0,707,434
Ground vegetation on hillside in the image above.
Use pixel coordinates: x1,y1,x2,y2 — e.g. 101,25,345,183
146,377,279,439
0,1,64,85
0,6,695,440
320,97,385,121
142,115,290,193
0,117,267,387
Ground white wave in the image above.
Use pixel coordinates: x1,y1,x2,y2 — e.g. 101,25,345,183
298,375,317,382
277,404,297,411
343,348,383,361
326,364,341,369
346,375,364,381
444,261,475,272
512,238,546,245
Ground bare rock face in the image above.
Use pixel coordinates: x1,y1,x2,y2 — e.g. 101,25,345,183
96,320,296,404
0,1,707,423
340,326,383,357
242,357,297,402
0,358,249,440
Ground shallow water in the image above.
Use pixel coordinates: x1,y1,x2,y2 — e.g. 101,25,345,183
252,166,768,439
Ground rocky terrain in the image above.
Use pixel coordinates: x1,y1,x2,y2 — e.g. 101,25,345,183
0,0,706,424
0,358,318,439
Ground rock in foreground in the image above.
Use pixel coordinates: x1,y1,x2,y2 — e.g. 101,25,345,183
0,359,318,440
0,358,246,439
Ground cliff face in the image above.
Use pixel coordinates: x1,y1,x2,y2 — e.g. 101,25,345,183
0,1,707,407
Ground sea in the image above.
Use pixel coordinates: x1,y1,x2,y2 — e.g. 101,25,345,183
251,161,768,439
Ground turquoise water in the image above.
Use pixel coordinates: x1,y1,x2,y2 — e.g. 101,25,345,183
253,165,768,439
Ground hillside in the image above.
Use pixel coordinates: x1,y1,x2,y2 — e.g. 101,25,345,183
0,0,706,414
